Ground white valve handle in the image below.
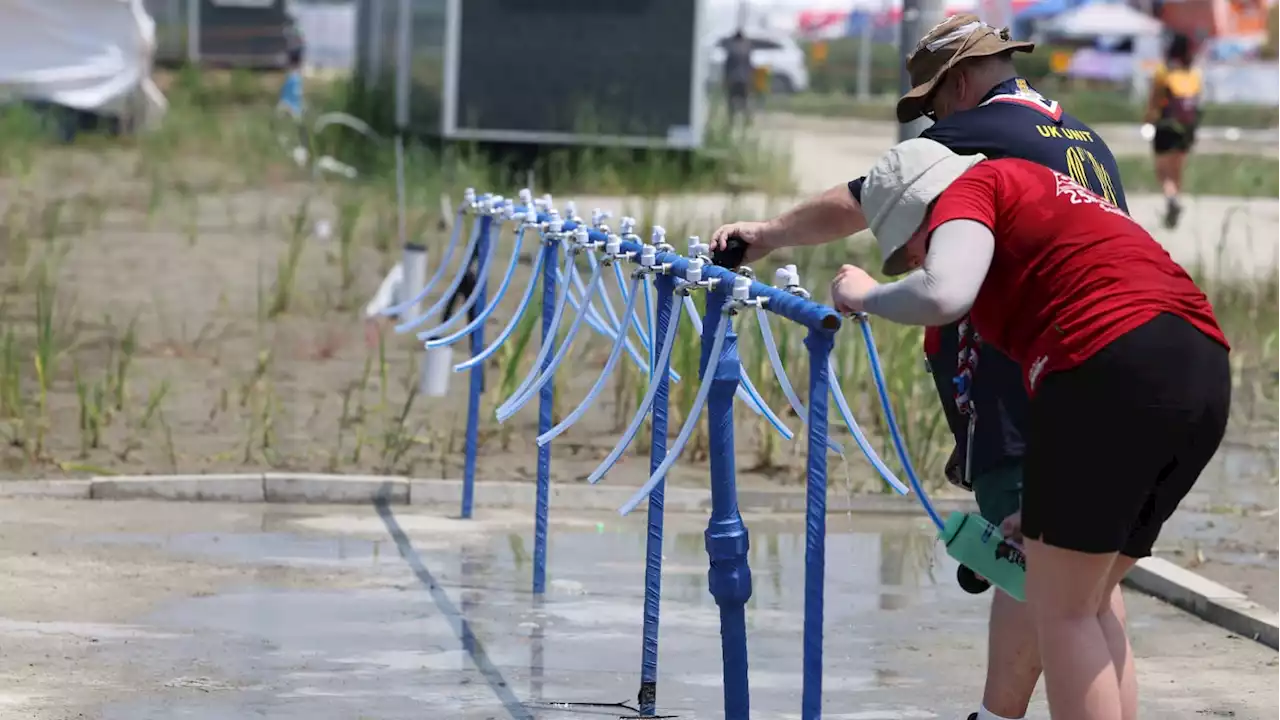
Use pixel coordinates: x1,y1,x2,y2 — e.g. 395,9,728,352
463,187,476,205
605,234,622,256
639,244,657,268
620,216,636,234
548,218,564,234
686,257,704,284
732,275,751,302
573,227,590,248
565,201,578,220
518,188,533,206
775,264,800,288
651,226,666,246
687,236,709,257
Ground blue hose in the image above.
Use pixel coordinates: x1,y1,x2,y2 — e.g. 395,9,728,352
681,294,791,433
756,307,843,455
617,307,729,516
828,358,910,496
857,317,944,530
414,222,502,340
383,204,468,318
394,217,485,333
498,256,603,422
536,273,644,446
494,249,573,412
454,238,545,372
587,293,683,485
425,227,527,348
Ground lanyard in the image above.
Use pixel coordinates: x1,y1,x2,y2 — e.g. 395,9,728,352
953,316,980,489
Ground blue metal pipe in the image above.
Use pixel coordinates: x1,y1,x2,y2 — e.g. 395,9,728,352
801,328,835,720
700,289,752,720
460,215,491,519
533,231,559,595
638,273,675,716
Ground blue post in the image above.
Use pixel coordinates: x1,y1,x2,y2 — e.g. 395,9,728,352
638,273,674,716
701,289,752,720
533,233,560,595
802,328,835,720
460,215,491,520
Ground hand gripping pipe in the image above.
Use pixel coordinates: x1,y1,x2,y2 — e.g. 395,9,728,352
383,189,474,318
856,315,944,530
497,229,603,423
536,235,646,446
393,198,492,333
495,228,575,420
413,200,510,341
423,217,529,348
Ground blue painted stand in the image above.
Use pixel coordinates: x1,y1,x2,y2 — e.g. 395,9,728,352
532,232,560,595
701,290,752,720
638,273,675,716
802,329,835,719
460,215,491,520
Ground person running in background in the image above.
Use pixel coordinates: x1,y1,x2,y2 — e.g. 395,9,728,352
710,17,1130,720
1144,32,1201,229
723,29,755,126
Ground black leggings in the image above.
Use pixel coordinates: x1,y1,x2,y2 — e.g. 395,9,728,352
1023,313,1230,557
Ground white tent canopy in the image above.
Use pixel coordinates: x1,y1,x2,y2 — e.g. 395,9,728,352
0,0,166,123
1044,2,1165,38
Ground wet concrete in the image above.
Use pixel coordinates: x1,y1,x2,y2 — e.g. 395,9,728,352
0,500,1273,719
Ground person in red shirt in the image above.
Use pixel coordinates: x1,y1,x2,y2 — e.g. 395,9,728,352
831,138,1230,720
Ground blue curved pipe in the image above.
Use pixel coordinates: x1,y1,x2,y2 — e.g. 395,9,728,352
423,226,527,348
454,240,545,372
393,217,485,333
413,222,501,340
383,205,468,318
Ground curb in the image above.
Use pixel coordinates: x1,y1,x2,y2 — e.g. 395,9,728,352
2,473,1273,648
1123,557,1279,650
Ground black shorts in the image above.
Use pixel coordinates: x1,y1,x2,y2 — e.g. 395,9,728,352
1153,125,1196,154
1023,313,1230,557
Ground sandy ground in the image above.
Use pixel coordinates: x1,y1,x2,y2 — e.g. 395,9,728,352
0,499,1274,719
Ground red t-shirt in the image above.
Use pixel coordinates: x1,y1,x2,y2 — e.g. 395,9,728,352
926,158,1228,395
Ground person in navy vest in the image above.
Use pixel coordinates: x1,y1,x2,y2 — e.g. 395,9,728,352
709,16,1130,720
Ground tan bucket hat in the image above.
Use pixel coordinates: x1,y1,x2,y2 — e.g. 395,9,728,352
896,14,1035,123
862,138,987,276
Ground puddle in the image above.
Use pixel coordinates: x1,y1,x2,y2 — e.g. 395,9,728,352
83,509,962,719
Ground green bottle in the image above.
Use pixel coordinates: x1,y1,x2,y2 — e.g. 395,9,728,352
939,511,1027,602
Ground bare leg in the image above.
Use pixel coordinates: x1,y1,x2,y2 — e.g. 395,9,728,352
1099,559,1139,720
1025,539,1124,720
982,589,1042,718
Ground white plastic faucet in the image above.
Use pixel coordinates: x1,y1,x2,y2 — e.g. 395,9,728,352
651,226,666,247
518,188,533,206
686,257,704,284
732,275,752,302
640,244,657,268
605,234,622,256
620,216,636,235
463,187,476,206
687,236,709,258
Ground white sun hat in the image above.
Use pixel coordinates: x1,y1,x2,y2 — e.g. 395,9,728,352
862,138,987,276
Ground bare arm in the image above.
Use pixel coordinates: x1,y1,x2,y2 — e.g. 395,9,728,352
1143,69,1164,124
861,220,993,325
762,183,868,249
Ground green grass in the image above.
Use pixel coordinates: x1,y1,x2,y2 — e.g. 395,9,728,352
1114,154,1280,198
